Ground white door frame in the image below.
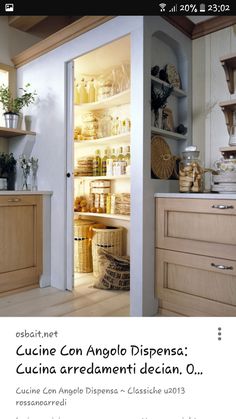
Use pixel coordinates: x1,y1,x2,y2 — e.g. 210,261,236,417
65,60,74,291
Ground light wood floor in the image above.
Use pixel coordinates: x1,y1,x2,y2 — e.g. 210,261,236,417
0,273,130,317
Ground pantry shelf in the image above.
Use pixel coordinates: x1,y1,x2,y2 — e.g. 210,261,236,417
75,212,130,221
75,89,130,111
151,126,187,140
151,76,187,98
74,175,130,180
74,132,130,147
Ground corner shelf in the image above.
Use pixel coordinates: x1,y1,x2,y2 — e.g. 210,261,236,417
75,212,130,221
220,53,236,94
74,132,130,148
151,76,187,98
219,100,236,134
0,127,36,138
151,126,187,140
74,89,130,112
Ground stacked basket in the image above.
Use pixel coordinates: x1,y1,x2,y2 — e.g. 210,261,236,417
92,226,123,276
74,219,95,273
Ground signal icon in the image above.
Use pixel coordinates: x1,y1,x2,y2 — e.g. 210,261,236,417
169,4,177,12
159,3,166,11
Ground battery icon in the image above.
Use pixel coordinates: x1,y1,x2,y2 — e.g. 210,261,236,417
200,3,206,12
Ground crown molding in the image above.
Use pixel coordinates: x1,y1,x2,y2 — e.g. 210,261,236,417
164,16,236,40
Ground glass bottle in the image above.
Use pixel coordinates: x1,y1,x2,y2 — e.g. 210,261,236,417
88,78,95,103
101,149,108,176
115,116,120,135
74,80,80,105
111,147,118,176
179,147,204,193
78,78,88,104
92,149,101,176
124,145,131,175
117,146,126,175
31,158,39,191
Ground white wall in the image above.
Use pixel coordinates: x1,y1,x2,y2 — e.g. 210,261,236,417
12,17,145,312
192,25,236,167
0,16,40,66
140,17,192,316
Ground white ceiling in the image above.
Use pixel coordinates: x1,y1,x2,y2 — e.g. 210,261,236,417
188,16,215,23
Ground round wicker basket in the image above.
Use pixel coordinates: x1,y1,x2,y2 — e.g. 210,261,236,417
92,226,123,277
74,219,95,273
151,135,175,179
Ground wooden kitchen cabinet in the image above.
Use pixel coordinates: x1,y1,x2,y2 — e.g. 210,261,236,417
0,194,42,294
155,197,236,316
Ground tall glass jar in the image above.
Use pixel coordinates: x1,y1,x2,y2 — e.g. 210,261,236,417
179,148,204,193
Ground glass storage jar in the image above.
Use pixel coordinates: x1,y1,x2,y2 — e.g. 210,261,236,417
179,147,204,193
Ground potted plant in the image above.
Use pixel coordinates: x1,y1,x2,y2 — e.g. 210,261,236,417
0,83,37,129
0,152,17,190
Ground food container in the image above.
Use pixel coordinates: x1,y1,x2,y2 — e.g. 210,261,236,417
179,147,204,193
214,156,236,173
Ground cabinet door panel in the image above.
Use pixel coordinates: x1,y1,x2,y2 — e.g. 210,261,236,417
156,249,236,316
156,198,236,259
0,195,42,294
0,205,35,272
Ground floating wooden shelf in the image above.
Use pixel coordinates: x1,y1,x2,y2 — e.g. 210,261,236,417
0,127,36,138
219,100,236,134
220,53,236,94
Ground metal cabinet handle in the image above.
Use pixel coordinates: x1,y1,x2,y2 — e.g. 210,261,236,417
211,205,234,209
211,263,233,270
7,198,21,203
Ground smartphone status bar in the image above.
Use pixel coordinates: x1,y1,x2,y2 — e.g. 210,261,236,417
0,0,235,15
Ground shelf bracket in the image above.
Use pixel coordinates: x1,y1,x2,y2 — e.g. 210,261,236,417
221,60,235,94
219,104,234,134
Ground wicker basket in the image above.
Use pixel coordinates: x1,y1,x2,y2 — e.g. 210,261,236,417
92,226,123,276
151,135,175,179
74,219,95,273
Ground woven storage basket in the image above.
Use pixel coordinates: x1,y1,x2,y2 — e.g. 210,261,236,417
92,227,123,277
151,135,175,179
74,219,95,273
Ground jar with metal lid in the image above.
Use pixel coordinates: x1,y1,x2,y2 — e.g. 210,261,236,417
179,146,204,193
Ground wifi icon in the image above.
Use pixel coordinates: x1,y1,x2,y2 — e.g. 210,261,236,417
159,3,166,11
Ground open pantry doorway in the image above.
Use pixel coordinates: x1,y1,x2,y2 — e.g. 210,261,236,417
67,35,131,316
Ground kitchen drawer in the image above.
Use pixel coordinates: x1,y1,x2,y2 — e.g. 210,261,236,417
0,195,39,206
155,248,236,316
156,198,236,260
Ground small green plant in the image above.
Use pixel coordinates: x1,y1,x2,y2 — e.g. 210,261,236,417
0,83,37,114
